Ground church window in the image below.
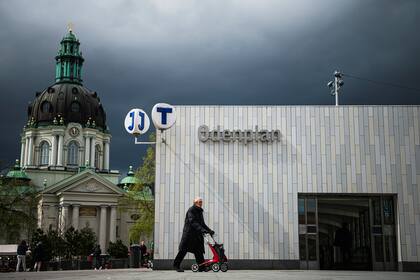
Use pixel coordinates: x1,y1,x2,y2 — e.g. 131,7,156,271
94,145,101,169
71,102,80,113
41,101,52,113
40,141,49,165
67,141,79,166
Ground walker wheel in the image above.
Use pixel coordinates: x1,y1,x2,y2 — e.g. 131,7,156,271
211,263,220,272
220,262,228,272
191,263,199,272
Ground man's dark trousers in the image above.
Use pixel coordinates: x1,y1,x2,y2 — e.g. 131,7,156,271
173,249,204,268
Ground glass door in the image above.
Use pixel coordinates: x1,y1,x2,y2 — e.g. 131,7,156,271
369,196,397,271
299,196,319,269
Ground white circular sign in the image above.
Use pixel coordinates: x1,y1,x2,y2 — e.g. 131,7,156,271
124,108,150,136
151,103,176,130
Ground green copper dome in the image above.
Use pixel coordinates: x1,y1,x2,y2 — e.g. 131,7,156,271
118,166,141,187
6,160,30,181
55,28,84,85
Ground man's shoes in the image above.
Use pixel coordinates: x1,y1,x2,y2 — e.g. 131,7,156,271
174,266,184,272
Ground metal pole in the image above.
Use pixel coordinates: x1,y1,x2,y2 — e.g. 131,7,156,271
335,74,339,106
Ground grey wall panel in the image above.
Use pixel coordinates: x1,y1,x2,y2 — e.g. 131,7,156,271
154,105,420,263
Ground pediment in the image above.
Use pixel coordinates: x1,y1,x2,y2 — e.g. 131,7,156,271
66,178,114,194
42,169,125,196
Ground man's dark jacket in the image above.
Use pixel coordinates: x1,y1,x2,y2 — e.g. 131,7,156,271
179,205,212,254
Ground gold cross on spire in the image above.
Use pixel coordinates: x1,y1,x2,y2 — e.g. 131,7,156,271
67,22,73,32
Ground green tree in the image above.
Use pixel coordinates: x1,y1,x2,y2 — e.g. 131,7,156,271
120,133,155,243
135,133,155,188
78,226,97,256
108,240,128,258
0,166,38,243
46,228,66,260
64,226,81,258
30,227,65,261
31,225,97,261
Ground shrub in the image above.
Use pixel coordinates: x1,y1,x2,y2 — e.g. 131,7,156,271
108,240,128,259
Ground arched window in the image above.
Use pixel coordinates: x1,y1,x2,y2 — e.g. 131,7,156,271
40,141,49,165
94,145,101,169
41,101,52,113
71,102,80,113
67,141,79,166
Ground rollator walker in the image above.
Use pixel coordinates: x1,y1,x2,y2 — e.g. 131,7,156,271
191,233,228,272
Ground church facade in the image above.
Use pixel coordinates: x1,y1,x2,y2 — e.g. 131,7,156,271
12,29,146,251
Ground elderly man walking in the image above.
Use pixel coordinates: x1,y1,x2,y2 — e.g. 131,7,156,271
173,197,214,272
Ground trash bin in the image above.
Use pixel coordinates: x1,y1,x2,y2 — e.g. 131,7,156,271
130,245,141,268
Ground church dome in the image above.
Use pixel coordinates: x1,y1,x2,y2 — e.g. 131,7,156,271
25,29,107,130
118,166,141,187
6,160,30,181
27,83,107,129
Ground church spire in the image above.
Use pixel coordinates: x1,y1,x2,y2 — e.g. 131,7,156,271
55,26,84,84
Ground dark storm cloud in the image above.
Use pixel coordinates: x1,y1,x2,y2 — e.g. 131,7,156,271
1,0,419,173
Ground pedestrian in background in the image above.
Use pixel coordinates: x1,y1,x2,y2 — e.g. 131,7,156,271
16,240,28,272
139,240,148,266
92,244,102,270
33,242,45,272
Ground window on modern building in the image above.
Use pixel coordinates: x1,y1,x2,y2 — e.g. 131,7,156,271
67,141,79,166
94,145,101,169
40,141,49,165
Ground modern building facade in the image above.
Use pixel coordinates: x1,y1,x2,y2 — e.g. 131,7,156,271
153,105,420,271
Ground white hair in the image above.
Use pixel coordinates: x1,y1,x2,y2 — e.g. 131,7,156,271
193,197,203,203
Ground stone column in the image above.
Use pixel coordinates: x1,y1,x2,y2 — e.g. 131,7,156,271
50,135,57,166
85,136,91,166
57,134,64,166
27,136,34,166
37,203,43,229
24,137,29,166
103,141,110,170
90,137,96,168
72,204,80,230
109,206,117,243
20,140,25,167
99,205,107,251
59,204,69,234
38,204,50,230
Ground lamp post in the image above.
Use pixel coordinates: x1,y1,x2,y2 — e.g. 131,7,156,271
328,70,344,106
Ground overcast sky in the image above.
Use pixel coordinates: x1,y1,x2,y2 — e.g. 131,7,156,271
0,0,419,174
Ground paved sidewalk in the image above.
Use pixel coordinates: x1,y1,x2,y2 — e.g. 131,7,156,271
0,269,419,280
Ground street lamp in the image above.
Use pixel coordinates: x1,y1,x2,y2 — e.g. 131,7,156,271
328,70,344,106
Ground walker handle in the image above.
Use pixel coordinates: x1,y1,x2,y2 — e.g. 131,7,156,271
203,233,216,244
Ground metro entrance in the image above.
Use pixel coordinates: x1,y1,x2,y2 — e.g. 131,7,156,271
298,195,397,271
